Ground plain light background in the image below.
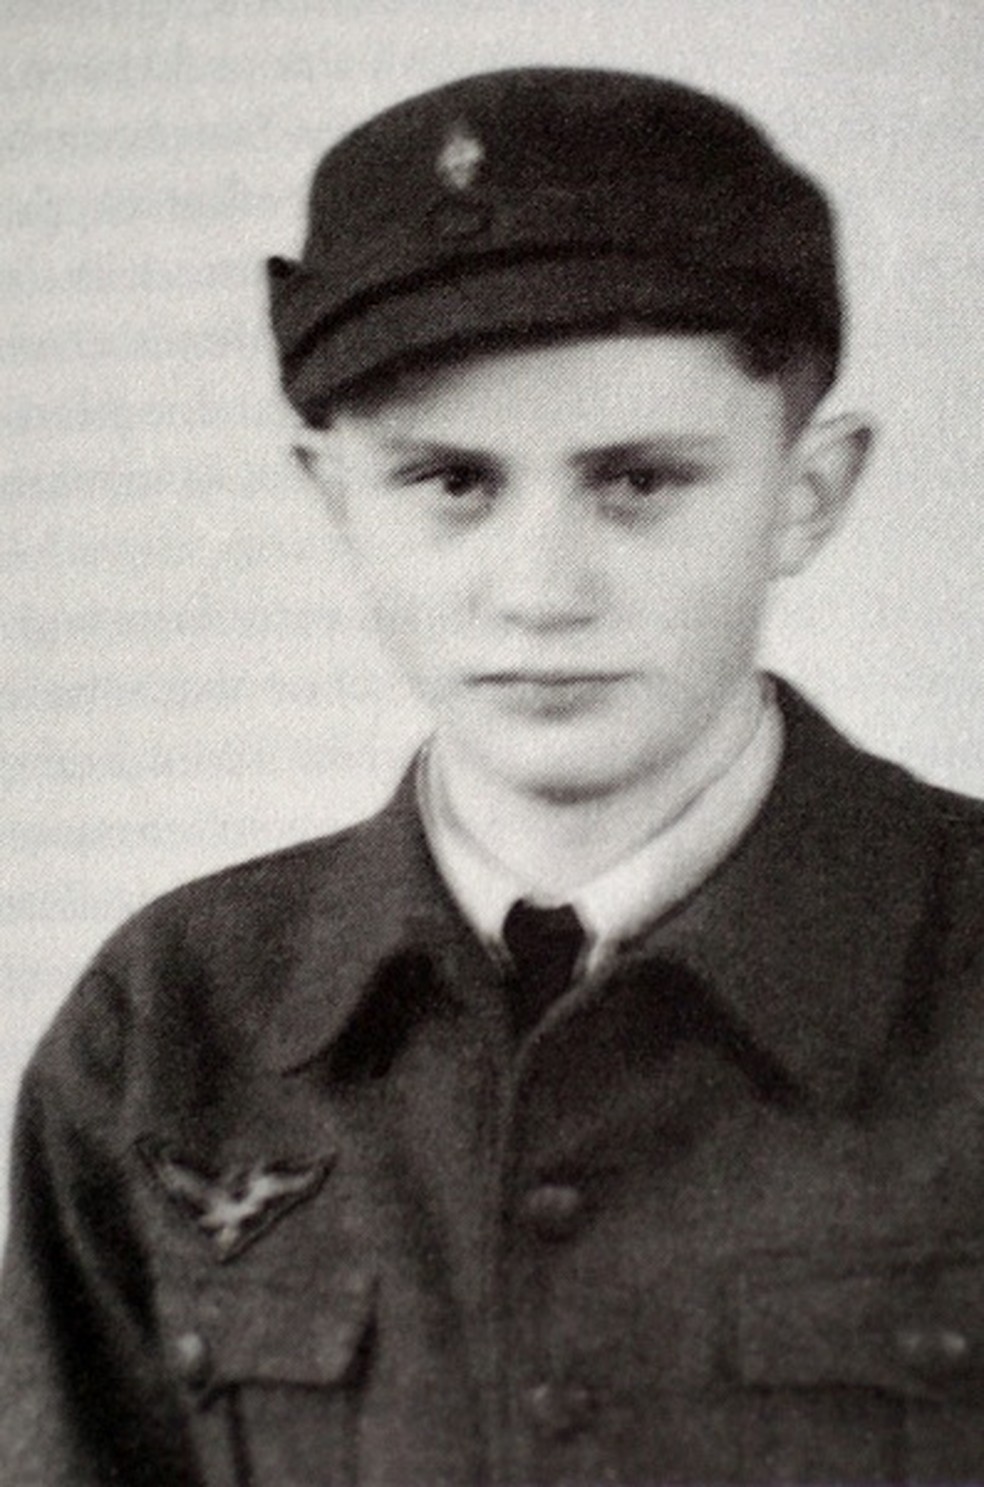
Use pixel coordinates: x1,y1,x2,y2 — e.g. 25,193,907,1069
3,0,982,1238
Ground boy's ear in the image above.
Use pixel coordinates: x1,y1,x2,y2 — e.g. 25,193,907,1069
773,413,875,577
292,437,347,525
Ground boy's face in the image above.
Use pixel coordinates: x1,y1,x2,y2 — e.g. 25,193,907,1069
307,334,862,802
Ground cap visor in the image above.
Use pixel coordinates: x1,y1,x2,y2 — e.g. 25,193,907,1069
278,252,796,416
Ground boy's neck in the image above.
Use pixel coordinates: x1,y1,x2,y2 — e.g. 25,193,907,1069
430,678,772,895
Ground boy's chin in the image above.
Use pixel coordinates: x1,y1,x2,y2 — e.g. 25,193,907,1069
460,735,657,805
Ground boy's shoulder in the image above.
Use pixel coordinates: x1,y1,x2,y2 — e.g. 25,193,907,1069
778,680,984,823
33,774,433,1090
96,772,427,980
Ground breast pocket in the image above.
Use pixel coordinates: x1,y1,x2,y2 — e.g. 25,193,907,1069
737,1249,984,1484
156,1265,376,1487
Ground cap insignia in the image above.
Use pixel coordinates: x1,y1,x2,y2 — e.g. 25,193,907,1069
437,123,485,191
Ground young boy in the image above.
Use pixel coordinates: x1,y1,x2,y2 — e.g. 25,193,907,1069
4,66,984,1487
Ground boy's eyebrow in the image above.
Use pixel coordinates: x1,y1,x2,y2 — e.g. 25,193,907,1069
376,437,496,464
570,436,725,469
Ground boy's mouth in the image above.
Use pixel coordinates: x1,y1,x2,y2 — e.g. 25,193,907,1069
470,671,632,712
475,670,628,685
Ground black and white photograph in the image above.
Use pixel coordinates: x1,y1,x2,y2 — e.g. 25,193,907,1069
2,2,984,1482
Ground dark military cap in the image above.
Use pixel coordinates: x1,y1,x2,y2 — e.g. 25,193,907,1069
267,67,841,421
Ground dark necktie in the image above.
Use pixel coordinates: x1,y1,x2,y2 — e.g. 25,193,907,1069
502,898,586,1037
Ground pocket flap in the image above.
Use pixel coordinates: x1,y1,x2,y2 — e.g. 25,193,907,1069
738,1252,984,1398
158,1265,375,1392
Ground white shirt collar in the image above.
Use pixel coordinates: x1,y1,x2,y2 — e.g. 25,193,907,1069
419,680,784,977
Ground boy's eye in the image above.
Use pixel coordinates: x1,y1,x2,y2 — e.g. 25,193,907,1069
396,461,492,500
437,463,488,498
601,462,703,497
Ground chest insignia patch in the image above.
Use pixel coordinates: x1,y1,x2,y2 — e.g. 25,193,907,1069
140,1142,330,1262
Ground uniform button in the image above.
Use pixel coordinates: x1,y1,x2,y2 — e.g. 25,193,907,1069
518,1183,583,1239
172,1330,212,1389
523,1380,593,1439
894,1324,973,1378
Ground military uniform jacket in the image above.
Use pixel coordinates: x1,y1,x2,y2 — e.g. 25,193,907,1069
4,687,984,1487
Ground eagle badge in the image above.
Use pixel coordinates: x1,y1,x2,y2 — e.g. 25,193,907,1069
141,1142,330,1261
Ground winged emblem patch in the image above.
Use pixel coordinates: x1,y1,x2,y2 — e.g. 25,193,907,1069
140,1142,330,1261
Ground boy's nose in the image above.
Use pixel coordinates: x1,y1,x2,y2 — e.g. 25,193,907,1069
484,493,602,629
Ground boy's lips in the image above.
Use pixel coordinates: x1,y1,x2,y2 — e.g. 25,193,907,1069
469,670,635,712
471,670,633,685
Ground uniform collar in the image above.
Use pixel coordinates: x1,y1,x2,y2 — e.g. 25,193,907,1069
262,681,943,1109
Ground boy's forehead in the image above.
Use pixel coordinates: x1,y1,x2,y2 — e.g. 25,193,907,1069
334,333,786,450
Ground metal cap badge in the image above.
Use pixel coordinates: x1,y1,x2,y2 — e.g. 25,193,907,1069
436,122,485,190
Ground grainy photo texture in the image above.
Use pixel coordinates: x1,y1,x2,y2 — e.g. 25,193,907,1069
2,4,983,1484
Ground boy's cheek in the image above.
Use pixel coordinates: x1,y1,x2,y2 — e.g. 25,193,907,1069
349,530,454,597
361,592,451,689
